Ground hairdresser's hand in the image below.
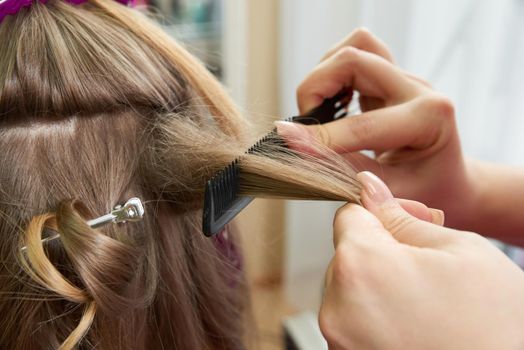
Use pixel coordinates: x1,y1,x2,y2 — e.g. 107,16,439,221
319,171,524,350
278,28,474,230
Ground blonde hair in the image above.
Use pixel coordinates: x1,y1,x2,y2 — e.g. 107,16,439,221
0,0,361,349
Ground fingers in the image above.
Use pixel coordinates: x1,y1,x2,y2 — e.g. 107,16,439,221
357,171,453,247
298,29,432,116
333,203,395,249
272,121,383,172
278,93,455,154
296,47,420,114
320,29,434,91
333,197,445,250
321,27,394,63
397,199,445,226
316,102,418,153
405,71,432,89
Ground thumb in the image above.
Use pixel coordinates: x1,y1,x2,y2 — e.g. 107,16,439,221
357,171,452,247
397,199,445,226
333,203,396,249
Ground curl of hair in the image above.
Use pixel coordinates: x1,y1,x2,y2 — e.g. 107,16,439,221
18,200,147,349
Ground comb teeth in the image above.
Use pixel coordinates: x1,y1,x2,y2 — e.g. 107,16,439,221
202,129,291,236
203,159,252,237
202,88,353,236
247,130,281,154
213,161,239,218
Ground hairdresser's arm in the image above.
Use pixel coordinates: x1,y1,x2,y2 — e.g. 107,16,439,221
319,171,524,350
467,160,524,246
277,28,524,245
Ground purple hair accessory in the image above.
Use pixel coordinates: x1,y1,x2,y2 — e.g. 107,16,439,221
213,228,243,287
0,0,134,23
0,0,43,23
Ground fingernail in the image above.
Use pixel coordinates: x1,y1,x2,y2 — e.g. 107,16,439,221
274,120,319,154
430,209,445,226
274,120,304,138
356,171,394,207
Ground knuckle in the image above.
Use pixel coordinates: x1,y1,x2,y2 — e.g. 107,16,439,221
413,93,458,149
384,212,417,238
334,205,348,222
351,27,374,45
336,46,361,66
333,204,363,232
331,246,359,287
322,28,375,62
334,203,357,224
421,93,456,122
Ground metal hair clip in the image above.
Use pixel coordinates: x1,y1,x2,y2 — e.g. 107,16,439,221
20,198,145,251
87,197,145,228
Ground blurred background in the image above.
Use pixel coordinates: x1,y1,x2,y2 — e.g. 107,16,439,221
153,0,524,348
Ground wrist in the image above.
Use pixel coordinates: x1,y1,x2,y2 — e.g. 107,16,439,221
441,157,483,231
452,158,524,243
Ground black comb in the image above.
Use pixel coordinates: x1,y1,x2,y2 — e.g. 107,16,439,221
202,89,352,236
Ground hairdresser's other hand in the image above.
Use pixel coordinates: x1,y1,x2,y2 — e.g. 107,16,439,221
319,171,524,350
281,28,472,229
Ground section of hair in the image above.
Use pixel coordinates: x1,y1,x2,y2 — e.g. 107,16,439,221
151,115,361,207
239,134,361,202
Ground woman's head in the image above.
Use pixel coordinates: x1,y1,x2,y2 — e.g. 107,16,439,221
1,1,249,348
0,0,361,348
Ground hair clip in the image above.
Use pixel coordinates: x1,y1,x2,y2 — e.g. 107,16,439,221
0,0,135,25
20,197,144,251
87,197,144,228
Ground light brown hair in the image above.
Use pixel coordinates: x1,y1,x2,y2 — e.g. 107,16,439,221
0,0,361,349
